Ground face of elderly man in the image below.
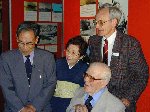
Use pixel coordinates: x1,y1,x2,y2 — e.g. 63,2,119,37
83,63,111,96
17,30,38,56
95,8,118,38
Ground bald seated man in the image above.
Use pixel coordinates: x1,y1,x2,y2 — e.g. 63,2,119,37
66,62,125,112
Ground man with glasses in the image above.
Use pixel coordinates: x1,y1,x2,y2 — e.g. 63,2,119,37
88,3,149,112
66,62,125,112
0,21,56,112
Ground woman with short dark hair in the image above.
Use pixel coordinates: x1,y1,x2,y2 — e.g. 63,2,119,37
51,35,89,112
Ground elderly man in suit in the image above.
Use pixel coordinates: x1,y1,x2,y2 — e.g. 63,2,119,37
66,62,126,112
88,3,149,112
0,21,56,112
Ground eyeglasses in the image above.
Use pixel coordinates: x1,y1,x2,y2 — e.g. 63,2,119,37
66,49,80,57
17,41,35,47
83,73,105,82
93,19,111,26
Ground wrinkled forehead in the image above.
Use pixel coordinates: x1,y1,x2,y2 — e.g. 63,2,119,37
96,8,110,20
86,66,102,78
17,30,37,42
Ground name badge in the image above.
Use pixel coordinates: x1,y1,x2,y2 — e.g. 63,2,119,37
112,52,119,56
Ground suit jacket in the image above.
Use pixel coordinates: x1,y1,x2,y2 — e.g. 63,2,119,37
88,31,149,108
66,88,126,112
0,48,57,112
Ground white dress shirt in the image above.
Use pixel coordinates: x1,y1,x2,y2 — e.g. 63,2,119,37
102,31,117,66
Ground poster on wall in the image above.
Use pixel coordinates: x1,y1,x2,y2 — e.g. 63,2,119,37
80,0,96,17
80,19,96,36
52,3,62,22
98,0,128,33
38,23,57,45
24,1,37,21
45,45,57,52
39,2,52,21
80,0,96,38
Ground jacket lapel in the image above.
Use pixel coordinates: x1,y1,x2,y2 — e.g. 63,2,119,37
28,49,43,99
15,50,30,102
92,88,108,112
72,88,86,106
110,31,123,67
15,50,29,86
90,35,103,62
98,36,103,61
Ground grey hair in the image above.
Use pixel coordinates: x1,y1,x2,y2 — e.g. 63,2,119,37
99,3,122,25
89,62,111,83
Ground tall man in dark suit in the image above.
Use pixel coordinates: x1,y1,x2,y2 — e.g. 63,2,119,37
88,3,149,112
0,22,56,112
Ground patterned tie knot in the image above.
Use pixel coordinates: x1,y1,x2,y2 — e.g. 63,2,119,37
104,39,108,45
25,55,30,59
86,95,93,103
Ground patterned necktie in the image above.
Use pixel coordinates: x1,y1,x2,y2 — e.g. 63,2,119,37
25,55,32,85
85,95,93,112
103,39,108,64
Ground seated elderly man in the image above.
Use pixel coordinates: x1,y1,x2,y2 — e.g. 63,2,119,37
66,62,126,112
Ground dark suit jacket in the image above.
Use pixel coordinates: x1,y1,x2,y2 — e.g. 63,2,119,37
88,31,149,110
0,48,57,112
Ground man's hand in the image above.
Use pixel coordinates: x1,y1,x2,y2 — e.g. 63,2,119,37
121,98,130,107
26,105,36,112
74,104,88,112
20,106,34,112
21,105,36,112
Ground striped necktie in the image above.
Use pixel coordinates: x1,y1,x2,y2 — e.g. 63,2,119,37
103,39,108,64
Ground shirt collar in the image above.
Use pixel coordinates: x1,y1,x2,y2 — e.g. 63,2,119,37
92,87,106,101
103,30,117,44
84,87,106,106
23,50,34,64
67,59,80,69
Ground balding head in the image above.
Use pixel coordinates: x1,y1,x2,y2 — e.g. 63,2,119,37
84,62,111,95
87,62,111,83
